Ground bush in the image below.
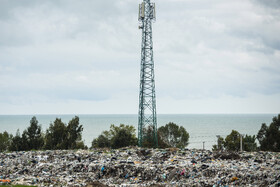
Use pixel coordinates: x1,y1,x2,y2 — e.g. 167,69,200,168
157,122,189,149
223,130,241,151
75,141,88,150
212,136,225,151
91,124,137,149
92,134,111,148
141,126,168,148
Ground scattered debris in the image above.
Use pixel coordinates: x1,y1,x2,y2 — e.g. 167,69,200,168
0,148,279,186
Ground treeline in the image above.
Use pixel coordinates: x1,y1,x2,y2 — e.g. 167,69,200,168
213,114,280,152
91,114,280,152
0,114,280,152
212,130,257,152
91,122,190,149
0,116,86,152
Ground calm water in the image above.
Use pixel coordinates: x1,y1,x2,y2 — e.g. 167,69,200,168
0,114,276,150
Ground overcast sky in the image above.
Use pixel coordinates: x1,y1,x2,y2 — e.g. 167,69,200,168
0,0,279,114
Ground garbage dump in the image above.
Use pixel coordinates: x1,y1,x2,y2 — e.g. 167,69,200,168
0,148,279,186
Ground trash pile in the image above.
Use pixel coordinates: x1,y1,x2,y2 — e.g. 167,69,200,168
0,148,280,186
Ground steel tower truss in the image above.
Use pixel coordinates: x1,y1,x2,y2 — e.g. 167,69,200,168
138,0,158,147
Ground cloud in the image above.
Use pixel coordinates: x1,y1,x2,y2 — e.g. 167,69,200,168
254,0,280,9
154,0,280,100
0,0,279,114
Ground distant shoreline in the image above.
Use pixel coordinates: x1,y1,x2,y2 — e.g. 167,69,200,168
0,114,276,150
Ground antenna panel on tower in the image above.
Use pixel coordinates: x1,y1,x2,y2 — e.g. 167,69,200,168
150,3,156,20
138,2,145,21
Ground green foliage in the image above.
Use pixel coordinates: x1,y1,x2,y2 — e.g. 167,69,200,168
75,141,88,150
224,130,240,151
214,130,257,152
92,134,111,148
9,117,44,151
66,116,83,149
257,114,280,152
0,131,12,152
25,117,44,150
91,124,137,149
21,130,29,151
257,123,268,150
142,126,157,148
4,116,85,151
9,129,23,151
243,135,257,152
45,116,84,150
157,122,189,149
112,124,137,148
142,126,168,148
45,118,68,150
212,137,225,151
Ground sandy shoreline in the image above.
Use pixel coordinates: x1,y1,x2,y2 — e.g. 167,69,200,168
0,148,280,186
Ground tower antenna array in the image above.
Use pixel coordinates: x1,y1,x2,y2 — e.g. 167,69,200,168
138,0,158,147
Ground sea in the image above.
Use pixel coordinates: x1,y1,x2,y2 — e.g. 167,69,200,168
0,114,276,150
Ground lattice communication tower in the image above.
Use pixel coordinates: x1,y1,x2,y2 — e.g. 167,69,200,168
138,0,158,147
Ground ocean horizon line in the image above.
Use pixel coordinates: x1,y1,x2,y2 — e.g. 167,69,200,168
0,113,277,116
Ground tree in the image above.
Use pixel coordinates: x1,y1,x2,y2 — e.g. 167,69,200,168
92,134,111,148
0,131,12,152
66,116,83,149
221,130,257,152
142,126,156,148
223,130,240,151
21,130,29,151
9,117,43,151
108,124,137,148
45,118,68,150
142,126,168,148
91,124,137,149
75,141,88,149
45,117,85,150
25,116,44,150
257,114,280,152
243,135,257,152
157,122,189,149
9,129,23,151
212,137,225,151
257,123,268,150
111,124,138,149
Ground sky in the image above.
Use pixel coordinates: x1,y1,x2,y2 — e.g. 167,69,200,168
0,0,279,114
